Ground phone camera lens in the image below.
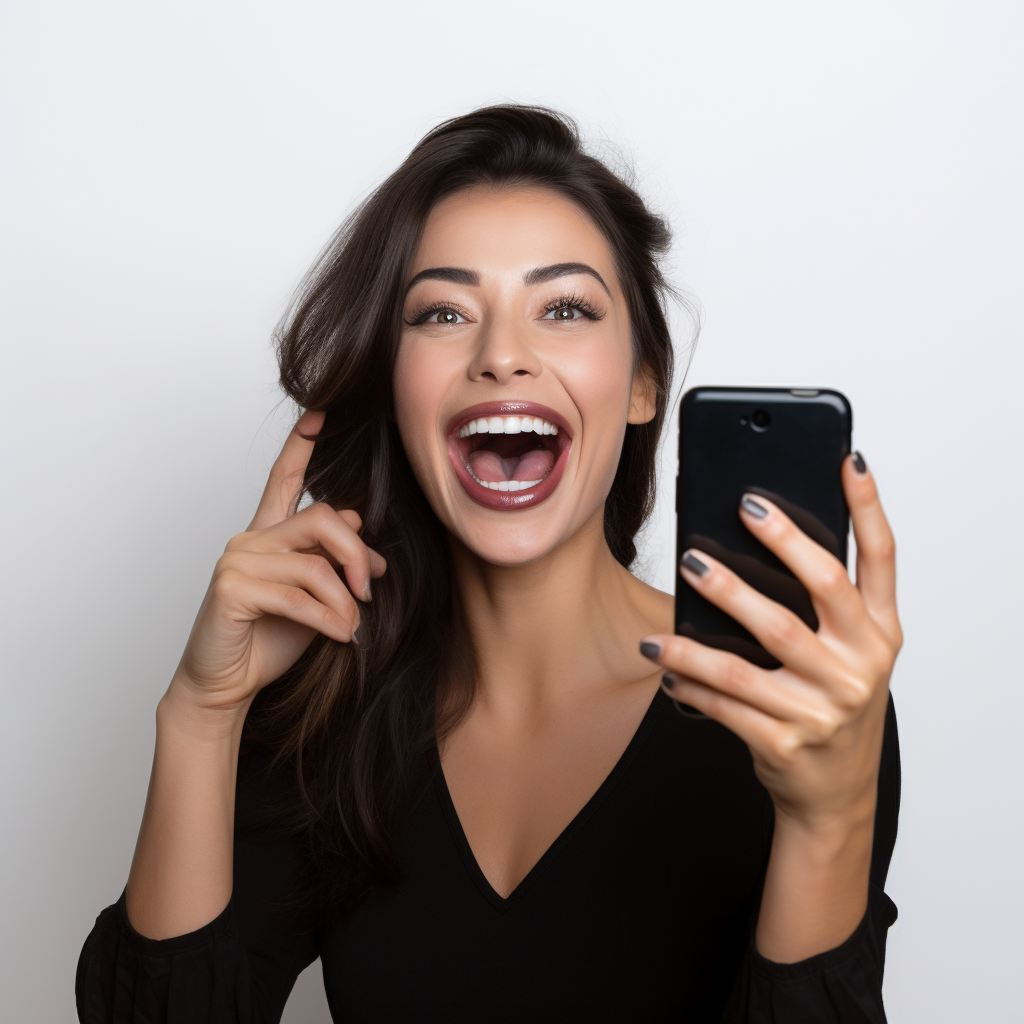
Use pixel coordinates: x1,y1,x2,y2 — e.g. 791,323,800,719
751,409,771,430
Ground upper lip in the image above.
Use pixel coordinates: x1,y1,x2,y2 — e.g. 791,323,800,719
445,401,574,440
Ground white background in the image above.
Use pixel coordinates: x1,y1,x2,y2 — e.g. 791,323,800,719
2,2,1021,1021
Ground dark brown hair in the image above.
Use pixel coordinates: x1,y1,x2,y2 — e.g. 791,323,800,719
242,104,686,927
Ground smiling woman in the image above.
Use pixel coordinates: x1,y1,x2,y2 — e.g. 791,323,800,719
75,105,900,1023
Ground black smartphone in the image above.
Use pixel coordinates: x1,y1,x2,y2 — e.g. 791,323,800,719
675,387,852,671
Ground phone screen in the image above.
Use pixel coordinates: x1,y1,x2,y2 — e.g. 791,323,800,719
675,387,852,669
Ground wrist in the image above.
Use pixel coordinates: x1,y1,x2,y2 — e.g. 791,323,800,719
772,787,878,840
770,808,875,874
756,799,876,963
159,676,251,743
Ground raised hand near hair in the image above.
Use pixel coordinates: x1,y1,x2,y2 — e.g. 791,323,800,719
170,408,387,716
125,409,386,940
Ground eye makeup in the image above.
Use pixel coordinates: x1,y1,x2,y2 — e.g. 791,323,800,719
404,301,474,327
404,291,605,328
541,292,604,321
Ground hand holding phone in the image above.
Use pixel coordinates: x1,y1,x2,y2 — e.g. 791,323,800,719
674,387,852,671
638,386,903,960
637,381,902,825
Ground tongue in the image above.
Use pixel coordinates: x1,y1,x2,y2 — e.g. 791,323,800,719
467,447,554,484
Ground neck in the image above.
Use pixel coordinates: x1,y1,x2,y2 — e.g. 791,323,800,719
448,506,666,723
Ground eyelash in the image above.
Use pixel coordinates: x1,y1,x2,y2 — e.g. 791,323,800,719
405,301,472,327
542,293,604,321
404,292,604,327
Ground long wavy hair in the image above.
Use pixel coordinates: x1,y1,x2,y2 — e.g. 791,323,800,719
241,104,689,928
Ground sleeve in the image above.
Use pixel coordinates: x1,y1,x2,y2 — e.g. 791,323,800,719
719,692,902,1024
75,749,320,1024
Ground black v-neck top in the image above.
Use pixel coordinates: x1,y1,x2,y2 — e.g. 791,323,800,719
76,688,900,1023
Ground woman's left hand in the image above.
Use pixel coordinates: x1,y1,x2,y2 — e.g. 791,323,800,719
641,452,902,830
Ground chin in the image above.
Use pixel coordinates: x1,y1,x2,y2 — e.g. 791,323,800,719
440,504,568,565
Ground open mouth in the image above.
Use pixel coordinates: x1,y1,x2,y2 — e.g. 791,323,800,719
446,401,573,511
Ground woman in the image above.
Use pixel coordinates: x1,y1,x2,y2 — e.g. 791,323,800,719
76,105,902,1022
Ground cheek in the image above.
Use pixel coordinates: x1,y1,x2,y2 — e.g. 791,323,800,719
559,334,636,445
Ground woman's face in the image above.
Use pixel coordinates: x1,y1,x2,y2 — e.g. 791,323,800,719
393,184,655,567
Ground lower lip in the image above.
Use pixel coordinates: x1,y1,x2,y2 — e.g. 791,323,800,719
447,436,572,511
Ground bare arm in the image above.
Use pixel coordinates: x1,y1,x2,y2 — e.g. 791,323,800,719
754,800,876,962
646,452,902,961
119,408,385,941
123,682,250,940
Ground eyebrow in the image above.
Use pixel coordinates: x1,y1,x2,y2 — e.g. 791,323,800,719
405,266,480,291
404,262,611,296
523,262,611,296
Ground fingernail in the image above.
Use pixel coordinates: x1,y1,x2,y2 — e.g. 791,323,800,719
680,551,709,578
661,671,708,718
740,494,768,519
640,639,663,661
362,579,372,602
352,622,367,649
675,703,708,719
852,450,867,474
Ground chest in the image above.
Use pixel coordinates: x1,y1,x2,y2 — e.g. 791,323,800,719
318,692,771,1022
437,680,662,899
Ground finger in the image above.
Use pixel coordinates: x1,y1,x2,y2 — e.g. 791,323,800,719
737,492,868,638
214,567,355,643
337,508,387,579
369,549,388,578
232,501,375,604
248,408,326,532
676,549,860,692
644,633,834,725
843,453,901,643
217,550,361,634
660,670,798,763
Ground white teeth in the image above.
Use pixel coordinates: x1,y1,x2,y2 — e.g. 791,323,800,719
465,466,545,491
457,415,560,438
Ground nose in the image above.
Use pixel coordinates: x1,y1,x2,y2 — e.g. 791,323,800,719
467,318,543,385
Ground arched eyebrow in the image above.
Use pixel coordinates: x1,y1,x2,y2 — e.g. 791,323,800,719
406,267,479,291
405,262,611,296
523,262,611,296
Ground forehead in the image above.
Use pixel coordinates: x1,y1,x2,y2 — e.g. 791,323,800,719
410,184,617,282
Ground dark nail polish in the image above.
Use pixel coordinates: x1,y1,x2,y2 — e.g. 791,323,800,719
352,622,367,649
661,672,708,718
680,551,709,578
740,495,768,519
640,640,663,661
851,450,867,474
675,703,708,719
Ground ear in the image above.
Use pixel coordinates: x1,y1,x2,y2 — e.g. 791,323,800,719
627,364,658,425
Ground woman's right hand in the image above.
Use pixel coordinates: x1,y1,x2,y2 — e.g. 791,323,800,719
168,408,387,715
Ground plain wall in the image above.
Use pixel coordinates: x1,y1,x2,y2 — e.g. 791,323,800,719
2,2,1021,1021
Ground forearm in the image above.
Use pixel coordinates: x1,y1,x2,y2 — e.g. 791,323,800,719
124,675,250,940
754,800,876,963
